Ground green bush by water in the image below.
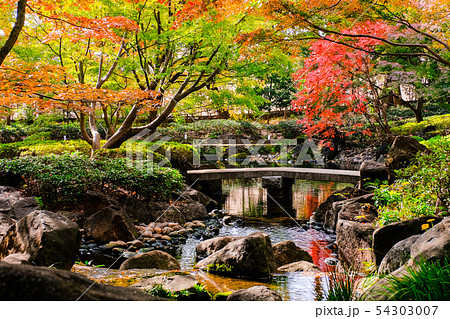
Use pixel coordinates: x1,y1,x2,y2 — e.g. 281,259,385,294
0,155,183,208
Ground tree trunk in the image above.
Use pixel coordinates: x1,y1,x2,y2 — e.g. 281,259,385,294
89,111,101,152
404,97,424,123
101,104,142,149
0,0,27,66
79,112,93,145
414,97,424,123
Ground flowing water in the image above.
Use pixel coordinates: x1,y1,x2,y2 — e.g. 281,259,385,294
177,179,353,301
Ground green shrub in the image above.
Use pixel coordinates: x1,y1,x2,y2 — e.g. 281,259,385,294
0,142,26,158
0,125,27,142
391,114,450,137
374,136,450,225
0,155,183,208
383,258,450,301
37,124,82,140
23,132,53,142
0,139,92,159
154,141,198,161
268,120,305,139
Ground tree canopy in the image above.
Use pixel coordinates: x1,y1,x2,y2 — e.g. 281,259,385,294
1,0,449,146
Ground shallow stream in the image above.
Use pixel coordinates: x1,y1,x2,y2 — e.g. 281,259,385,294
177,179,352,300
75,179,353,300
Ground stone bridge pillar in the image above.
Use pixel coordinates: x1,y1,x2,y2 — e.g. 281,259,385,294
261,176,295,217
196,180,222,200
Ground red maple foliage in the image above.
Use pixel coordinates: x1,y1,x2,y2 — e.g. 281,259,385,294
292,21,393,143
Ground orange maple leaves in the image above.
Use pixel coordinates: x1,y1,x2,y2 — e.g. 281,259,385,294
0,60,159,113
42,15,140,43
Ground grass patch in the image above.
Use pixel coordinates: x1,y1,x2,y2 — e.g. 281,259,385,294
318,269,359,301
383,258,450,301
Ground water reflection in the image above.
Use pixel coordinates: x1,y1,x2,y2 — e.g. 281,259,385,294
222,179,352,219
270,272,328,301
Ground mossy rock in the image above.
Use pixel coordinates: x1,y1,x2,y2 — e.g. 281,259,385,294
205,263,234,275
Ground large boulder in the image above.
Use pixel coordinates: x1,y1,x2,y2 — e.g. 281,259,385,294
226,286,282,301
386,136,430,183
147,200,208,224
0,189,40,221
362,265,411,301
83,190,121,217
83,206,137,243
0,262,163,300
8,197,40,220
410,217,450,262
372,215,442,265
359,160,388,188
0,210,81,270
312,187,370,228
196,236,240,260
272,240,313,268
336,220,378,273
311,187,355,225
364,218,450,301
0,186,24,215
195,232,277,279
180,185,218,211
177,200,208,221
118,194,153,224
329,194,376,230
378,235,420,275
0,213,15,243
119,250,181,271
277,260,320,272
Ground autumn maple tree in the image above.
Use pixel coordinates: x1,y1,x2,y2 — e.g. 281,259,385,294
0,0,257,152
2,0,450,149
291,21,394,142
1,0,160,152
222,0,450,139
